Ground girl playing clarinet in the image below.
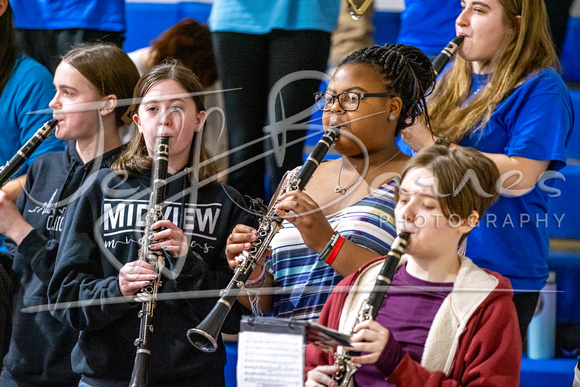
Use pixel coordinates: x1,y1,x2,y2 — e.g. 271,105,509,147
400,0,574,339
48,61,255,386
306,145,521,387
0,43,139,386
225,43,436,321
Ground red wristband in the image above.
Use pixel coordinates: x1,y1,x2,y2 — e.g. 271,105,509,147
246,264,266,285
325,235,345,265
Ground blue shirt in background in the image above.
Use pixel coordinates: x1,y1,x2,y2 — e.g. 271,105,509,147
397,0,462,57
460,68,573,292
11,0,125,32
1,55,64,178
209,0,340,34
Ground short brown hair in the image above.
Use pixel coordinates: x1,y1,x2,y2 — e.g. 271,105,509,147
395,146,500,240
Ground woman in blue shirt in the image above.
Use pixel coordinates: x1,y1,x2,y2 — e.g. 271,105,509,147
0,0,63,201
401,0,574,340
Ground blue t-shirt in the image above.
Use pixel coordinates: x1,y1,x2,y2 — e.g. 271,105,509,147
460,68,573,292
397,0,462,57
11,0,125,32
0,55,64,251
208,0,340,34
1,55,64,177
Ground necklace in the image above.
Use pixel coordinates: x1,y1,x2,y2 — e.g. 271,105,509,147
334,151,401,195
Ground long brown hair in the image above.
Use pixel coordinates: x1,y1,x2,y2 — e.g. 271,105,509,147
63,43,140,127
0,2,17,95
113,60,216,179
428,0,558,142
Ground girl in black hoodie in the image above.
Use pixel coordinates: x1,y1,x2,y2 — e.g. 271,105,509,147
49,61,254,386
0,43,140,386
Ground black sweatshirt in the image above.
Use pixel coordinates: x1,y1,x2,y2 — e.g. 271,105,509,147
1,145,124,386
48,167,255,386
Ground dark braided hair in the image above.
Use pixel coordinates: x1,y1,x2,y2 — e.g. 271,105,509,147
339,43,436,136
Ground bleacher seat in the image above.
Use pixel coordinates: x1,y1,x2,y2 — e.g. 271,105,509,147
546,165,580,239
567,90,580,161
520,357,578,386
562,16,580,84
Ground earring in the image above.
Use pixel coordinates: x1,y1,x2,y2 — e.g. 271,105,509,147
389,114,395,121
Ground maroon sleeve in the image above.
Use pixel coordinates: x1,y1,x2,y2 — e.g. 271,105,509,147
387,284,521,387
304,272,359,377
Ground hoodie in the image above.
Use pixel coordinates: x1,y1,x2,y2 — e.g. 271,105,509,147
1,145,124,386
48,167,255,386
305,255,522,386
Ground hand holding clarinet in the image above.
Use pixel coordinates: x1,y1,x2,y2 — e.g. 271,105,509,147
307,232,409,387
0,119,57,244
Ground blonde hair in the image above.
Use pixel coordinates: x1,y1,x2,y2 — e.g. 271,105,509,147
428,0,558,142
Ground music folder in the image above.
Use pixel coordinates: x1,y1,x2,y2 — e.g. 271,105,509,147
237,316,351,386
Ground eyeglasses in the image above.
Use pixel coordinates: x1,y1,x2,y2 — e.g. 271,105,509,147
314,91,392,112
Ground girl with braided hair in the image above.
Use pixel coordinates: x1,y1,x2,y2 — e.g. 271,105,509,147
225,43,436,321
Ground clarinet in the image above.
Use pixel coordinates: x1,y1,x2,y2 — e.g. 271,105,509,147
129,135,169,387
0,119,57,186
432,35,465,77
187,126,340,352
333,232,410,386
345,0,374,19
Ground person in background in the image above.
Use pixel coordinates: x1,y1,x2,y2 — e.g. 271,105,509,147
0,42,140,386
544,0,575,55
225,43,436,321
10,0,125,73
396,0,573,60
0,0,63,203
400,0,574,340
305,145,521,387
128,18,228,175
209,0,341,202
327,0,374,74
397,0,463,60
0,0,64,278
48,61,255,386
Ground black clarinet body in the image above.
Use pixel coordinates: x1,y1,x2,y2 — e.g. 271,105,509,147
432,35,465,77
333,232,410,386
129,135,169,387
356,232,410,322
0,119,57,186
187,126,340,352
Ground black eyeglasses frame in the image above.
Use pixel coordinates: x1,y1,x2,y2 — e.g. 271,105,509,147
314,91,393,112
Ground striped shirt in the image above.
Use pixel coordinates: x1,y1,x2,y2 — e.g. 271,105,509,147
268,178,398,321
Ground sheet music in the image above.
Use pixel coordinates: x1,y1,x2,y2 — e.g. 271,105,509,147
237,331,304,387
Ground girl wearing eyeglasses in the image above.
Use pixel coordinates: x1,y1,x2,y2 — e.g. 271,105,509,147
225,44,436,321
